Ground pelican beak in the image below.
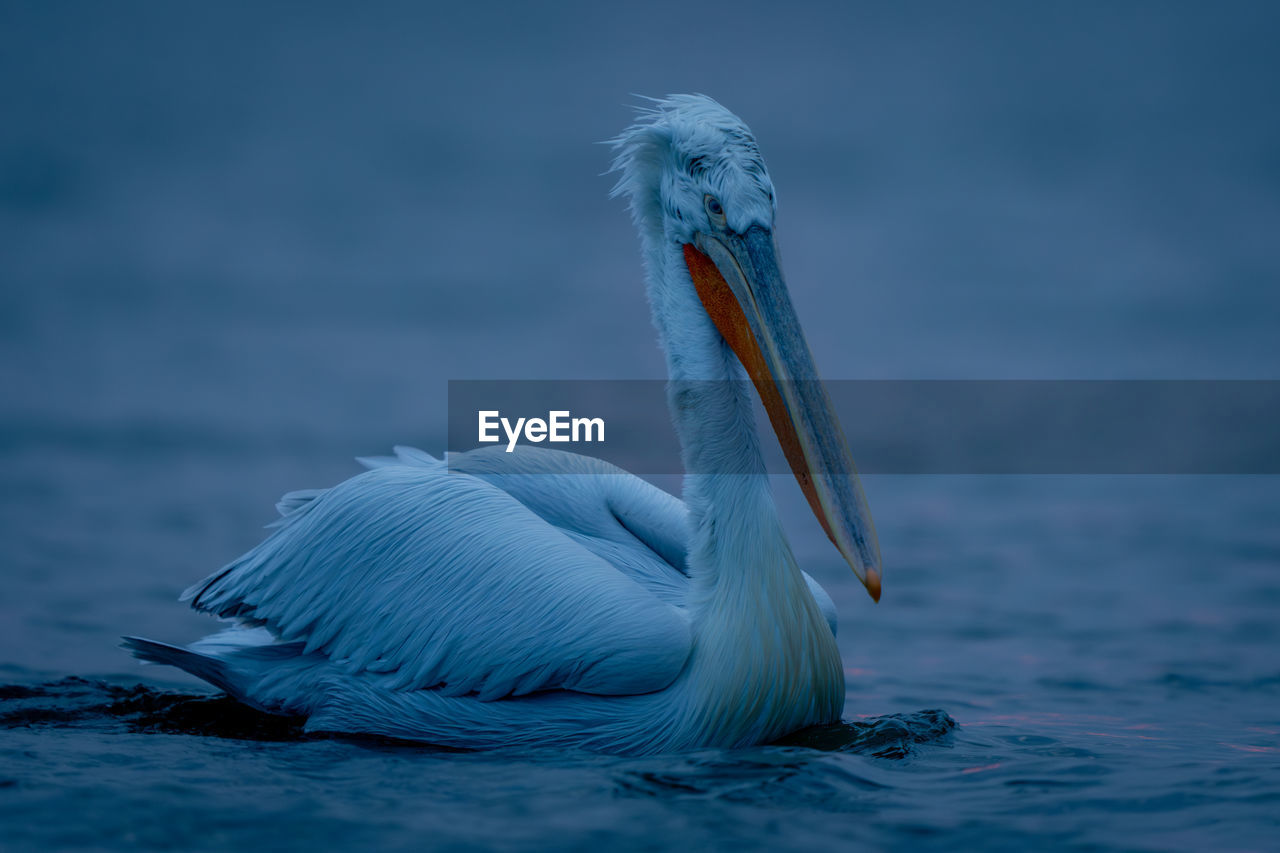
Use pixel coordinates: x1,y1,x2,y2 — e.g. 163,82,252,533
684,227,883,601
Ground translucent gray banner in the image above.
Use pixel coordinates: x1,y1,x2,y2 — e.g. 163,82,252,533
446,380,1280,474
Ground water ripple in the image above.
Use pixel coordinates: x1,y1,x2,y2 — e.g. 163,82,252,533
1,679,956,760
778,709,957,757
0,678,303,741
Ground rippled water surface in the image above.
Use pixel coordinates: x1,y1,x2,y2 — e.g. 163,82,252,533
2,2,1279,850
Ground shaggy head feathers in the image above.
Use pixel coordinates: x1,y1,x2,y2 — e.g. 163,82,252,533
609,95,776,243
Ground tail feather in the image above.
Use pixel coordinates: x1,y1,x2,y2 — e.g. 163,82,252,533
122,636,254,705
124,632,319,716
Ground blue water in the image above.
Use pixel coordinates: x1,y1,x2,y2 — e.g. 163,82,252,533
2,2,1279,850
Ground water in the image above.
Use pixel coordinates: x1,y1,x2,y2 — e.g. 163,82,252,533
2,2,1279,850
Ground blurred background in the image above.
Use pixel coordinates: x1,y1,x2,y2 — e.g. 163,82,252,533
1,3,1278,849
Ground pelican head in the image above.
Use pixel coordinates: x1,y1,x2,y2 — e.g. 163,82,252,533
611,95,883,601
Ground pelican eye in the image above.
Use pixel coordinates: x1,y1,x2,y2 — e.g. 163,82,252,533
704,195,725,221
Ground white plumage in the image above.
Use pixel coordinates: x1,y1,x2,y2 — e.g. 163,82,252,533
127,95,881,754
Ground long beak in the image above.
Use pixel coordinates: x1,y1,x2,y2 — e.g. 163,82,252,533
684,226,883,601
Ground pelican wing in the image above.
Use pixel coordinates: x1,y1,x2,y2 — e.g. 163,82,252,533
428,446,692,598
391,446,838,636
185,453,693,700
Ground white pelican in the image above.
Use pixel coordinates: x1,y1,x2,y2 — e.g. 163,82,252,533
126,94,883,754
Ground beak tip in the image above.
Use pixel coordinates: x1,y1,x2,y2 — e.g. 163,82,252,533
865,569,882,603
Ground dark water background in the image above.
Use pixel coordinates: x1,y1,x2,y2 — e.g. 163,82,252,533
2,2,1278,850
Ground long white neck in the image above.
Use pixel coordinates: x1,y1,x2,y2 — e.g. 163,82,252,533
639,224,777,580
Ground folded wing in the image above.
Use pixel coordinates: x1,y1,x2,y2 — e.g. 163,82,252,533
431,445,839,637
186,454,692,701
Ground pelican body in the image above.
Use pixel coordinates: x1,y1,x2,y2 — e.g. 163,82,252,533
127,95,883,754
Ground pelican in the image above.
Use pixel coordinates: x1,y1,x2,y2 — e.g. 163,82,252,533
126,95,883,754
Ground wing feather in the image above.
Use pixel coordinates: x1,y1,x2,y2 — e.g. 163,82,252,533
437,446,838,637
186,458,692,699
440,447,690,589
